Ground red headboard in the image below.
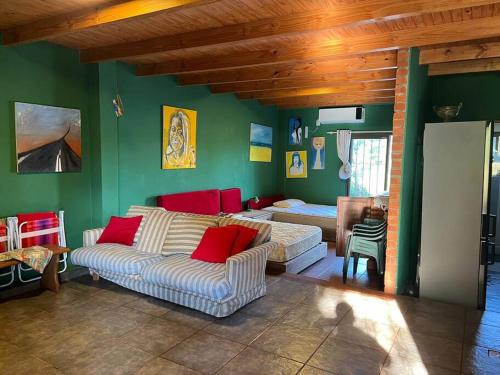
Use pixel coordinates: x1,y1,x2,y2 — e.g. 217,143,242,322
248,195,285,210
157,189,221,215
220,188,242,214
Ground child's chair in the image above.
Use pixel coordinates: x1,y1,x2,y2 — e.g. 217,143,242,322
0,221,15,287
13,211,67,283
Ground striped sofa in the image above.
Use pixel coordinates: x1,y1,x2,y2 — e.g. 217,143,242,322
71,206,276,317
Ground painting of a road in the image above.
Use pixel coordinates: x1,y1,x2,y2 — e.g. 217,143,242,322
15,102,81,173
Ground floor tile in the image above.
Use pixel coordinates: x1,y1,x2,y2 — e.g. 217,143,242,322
381,353,459,375
464,322,500,350
137,357,202,375
0,298,45,320
204,311,273,345
0,340,62,375
121,317,196,355
466,308,500,329
161,304,215,329
279,299,350,333
390,330,462,371
404,299,466,322
266,274,281,287
330,316,399,351
402,309,464,342
64,275,118,295
217,347,303,375
61,338,154,375
126,295,175,317
298,365,335,375
308,336,387,375
266,279,317,304
461,344,500,375
93,286,142,305
12,286,86,312
240,295,295,321
162,331,244,374
250,322,329,363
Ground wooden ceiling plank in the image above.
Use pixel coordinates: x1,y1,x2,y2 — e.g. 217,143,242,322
236,80,396,100
276,96,395,109
427,57,500,75
136,14,500,74
80,0,497,63
263,91,396,105
2,0,218,45
420,40,500,64
210,69,396,93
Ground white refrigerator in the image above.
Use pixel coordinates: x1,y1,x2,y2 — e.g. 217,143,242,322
419,121,493,308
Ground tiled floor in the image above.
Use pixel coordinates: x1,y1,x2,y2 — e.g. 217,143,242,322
486,262,500,313
299,242,381,291
1,274,500,374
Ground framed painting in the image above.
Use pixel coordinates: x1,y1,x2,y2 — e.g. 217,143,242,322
286,150,308,178
249,123,272,162
310,137,325,170
162,105,197,169
288,117,302,145
15,102,81,173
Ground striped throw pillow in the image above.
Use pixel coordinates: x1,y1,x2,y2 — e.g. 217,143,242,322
136,210,177,254
162,214,218,255
218,217,272,247
126,205,166,244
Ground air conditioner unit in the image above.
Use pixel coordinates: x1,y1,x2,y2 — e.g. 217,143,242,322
318,107,365,124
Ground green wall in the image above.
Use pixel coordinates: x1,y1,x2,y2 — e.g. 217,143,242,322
396,48,429,294
0,42,95,249
278,104,394,205
115,64,280,213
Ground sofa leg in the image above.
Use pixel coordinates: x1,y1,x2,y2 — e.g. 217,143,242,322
90,270,100,281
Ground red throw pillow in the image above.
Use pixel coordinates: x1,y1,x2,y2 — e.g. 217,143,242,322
191,227,240,263
226,225,259,256
97,216,143,246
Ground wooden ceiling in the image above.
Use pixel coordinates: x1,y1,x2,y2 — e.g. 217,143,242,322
1,0,500,109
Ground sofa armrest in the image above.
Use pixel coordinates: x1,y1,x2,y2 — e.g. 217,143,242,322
83,228,105,247
225,241,276,295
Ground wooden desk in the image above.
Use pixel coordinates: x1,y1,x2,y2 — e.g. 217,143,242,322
0,245,69,293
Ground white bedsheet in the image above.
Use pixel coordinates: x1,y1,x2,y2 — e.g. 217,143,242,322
262,204,337,218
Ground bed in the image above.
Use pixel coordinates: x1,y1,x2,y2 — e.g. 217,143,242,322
261,203,337,241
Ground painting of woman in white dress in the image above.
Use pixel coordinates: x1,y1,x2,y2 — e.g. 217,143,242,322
310,137,325,170
286,151,307,178
288,117,302,145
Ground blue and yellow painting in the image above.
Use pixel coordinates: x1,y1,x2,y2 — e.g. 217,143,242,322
250,123,272,162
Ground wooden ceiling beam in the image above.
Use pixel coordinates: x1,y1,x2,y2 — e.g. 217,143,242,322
420,40,500,65
210,69,396,93
80,0,495,63
136,14,500,74
265,95,395,109
428,57,500,75
237,81,395,100
2,0,218,45
143,51,397,80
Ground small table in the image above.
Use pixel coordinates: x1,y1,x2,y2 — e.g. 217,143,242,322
0,245,70,293
234,209,273,221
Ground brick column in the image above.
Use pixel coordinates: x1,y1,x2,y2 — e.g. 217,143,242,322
385,49,410,294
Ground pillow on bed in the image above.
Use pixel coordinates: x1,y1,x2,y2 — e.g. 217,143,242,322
273,199,306,208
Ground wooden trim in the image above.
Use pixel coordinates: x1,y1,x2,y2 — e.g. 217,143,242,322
275,97,395,109
210,69,396,93
428,57,500,76
420,41,500,65
79,0,496,63
141,51,398,79
237,80,396,100
263,93,395,108
2,0,218,45
136,15,500,74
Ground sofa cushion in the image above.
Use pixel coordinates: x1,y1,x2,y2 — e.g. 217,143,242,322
97,216,143,246
226,225,259,255
141,254,230,300
218,217,272,247
135,210,177,254
191,226,239,263
126,205,166,244
71,244,163,275
162,214,218,255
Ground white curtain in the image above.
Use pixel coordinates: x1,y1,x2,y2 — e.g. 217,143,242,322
337,130,352,180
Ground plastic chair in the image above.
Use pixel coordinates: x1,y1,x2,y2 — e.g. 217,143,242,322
342,219,387,284
12,211,67,283
0,222,15,287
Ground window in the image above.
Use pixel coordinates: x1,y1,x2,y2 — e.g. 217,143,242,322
348,133,392,197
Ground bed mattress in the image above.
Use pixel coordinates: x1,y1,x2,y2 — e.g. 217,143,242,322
262,204,337,240
263,220,323,263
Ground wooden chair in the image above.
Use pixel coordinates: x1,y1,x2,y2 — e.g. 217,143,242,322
0,222,15,287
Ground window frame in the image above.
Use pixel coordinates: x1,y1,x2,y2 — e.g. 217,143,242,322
346,132,393,197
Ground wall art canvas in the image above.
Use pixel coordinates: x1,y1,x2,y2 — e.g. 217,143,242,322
310,137,325,170
162,105,197,169
15,102,81,173
286,150,308,178
249,123,272,162
288,117,302,145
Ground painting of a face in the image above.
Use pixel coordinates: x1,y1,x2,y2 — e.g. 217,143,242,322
286,151,307,178
310,136,325,170
162,106,197,169
313,137,324,150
